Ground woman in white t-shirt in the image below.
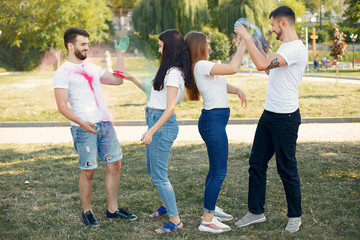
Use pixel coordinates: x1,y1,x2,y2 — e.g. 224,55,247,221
125,29,191,234
185,31,247,233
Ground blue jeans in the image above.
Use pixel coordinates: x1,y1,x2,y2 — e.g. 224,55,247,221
145,107,179,217
198,108,230,213
70,121,122,170
248,109,302,217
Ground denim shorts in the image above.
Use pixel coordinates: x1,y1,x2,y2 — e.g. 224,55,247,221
70,121,122,170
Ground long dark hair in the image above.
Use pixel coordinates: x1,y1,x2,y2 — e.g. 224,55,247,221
184,31,208,101
153,29,191,91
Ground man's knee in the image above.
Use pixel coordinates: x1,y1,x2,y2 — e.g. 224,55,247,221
81,169,95,181
106,160,121,174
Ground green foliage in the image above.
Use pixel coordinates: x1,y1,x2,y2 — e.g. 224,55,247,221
317,29,330,43
127,33,161,60
277,0,306,20
329,24,349,60
132,0,208,39
144,35,161,60
203,30,231,61
215,0,276,51
0,0,112,71
343,0,360,25
108,0,137,8
0,40,43,71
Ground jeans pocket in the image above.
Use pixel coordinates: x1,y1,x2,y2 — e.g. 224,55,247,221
165,122,178,142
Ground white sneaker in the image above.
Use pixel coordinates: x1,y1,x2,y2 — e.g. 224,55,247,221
214,206,233,221
234,211,266,227
285,217,301,233
198,216,231,233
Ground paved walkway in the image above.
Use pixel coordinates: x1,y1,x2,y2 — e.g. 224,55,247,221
1,123,359,144
0,73,359,144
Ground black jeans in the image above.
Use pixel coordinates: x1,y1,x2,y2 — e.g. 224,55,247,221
248,109,302,217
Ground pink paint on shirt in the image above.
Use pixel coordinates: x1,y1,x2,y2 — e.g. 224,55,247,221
75,65,99,108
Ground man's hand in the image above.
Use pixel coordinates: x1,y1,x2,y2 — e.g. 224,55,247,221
114,36,129,54
81,121,98,134
234,24,251,40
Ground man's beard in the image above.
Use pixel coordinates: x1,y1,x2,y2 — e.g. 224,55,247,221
275,29,283,41
74,48,87,60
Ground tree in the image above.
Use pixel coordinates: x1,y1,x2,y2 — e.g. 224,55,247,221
329,23,348,82
132,0,209,38
0,0,112,70
343,0,360,26
108,0,137,8
277,0,306,21
215,0,276,39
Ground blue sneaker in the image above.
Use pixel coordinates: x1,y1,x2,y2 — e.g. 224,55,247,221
106,208,138,221
82,211,99,226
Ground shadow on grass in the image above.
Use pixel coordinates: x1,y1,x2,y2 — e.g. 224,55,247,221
0,141,359,239
299,95,344,99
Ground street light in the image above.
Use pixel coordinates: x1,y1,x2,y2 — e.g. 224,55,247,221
297,17,310,72
350,33,358,68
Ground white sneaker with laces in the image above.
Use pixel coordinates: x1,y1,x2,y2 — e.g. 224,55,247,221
285,217,301,233
214,206,233,221
198,216,231,233
234,211,266,227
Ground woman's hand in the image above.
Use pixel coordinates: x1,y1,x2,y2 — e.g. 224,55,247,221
237,88,247,107
140,130,153,145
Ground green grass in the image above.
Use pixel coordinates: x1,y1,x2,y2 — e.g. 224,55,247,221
0,141,359,239
304,68,360,78
0,56,359,122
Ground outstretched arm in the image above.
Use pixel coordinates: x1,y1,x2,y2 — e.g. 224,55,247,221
123,72,146,92
210,38,246,75
100,36,130,85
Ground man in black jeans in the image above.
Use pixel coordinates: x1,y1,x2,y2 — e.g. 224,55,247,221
234,6,307,233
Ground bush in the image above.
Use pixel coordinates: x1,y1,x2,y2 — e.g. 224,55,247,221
128,33,160,60
312,50,360,62
0,40,43,71
203,30,231,61
144,34,160,60
317,29,330,43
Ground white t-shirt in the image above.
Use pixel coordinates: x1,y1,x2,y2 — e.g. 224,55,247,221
264,40,308,113
53,61,110,126
194,60,228,110
147,67,185,109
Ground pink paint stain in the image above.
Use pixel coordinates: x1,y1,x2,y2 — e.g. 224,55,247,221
75,65,99,107
73,64,110,122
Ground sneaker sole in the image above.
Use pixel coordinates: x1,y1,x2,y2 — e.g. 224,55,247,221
198,225,231,234
235,217,266,227
107,216,138,221
285,222,301,233
216,216,234,222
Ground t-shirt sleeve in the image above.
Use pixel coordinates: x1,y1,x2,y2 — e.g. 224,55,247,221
98,65,106,78
277,42,302,66
195,60,216,76
165,68,183,88
53,69,69,89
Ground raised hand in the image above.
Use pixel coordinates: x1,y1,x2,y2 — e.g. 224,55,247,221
114,36,129,53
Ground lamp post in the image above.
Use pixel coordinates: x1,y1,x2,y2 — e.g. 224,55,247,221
350,33,358,68
297,17,310,72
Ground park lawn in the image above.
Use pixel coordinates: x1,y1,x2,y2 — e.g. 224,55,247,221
303,68,360,78
0,56,359,122
0,141,359,239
